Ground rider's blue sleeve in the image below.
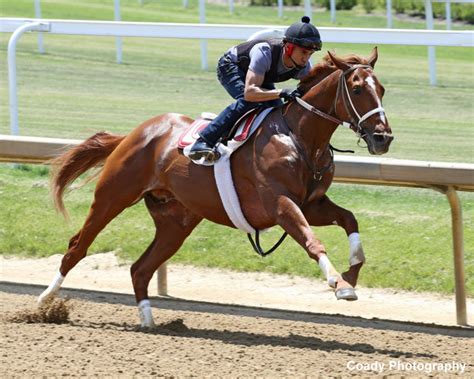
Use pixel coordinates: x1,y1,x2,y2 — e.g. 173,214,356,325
248,43,272,76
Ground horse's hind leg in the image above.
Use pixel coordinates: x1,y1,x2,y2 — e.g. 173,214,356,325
130,194,202,327
38,173,146,306
303,195,365,288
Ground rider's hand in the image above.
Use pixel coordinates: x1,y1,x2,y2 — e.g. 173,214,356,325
279,88,301,102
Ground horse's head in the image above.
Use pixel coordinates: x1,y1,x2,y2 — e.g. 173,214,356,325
327,48,393,155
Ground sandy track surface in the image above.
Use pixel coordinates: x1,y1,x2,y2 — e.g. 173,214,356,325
1,253,472,326
1,253,473,377
1,283,473,377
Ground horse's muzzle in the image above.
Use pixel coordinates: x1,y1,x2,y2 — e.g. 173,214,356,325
365,132,394,155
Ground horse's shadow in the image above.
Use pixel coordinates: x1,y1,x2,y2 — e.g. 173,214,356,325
70,318,436,359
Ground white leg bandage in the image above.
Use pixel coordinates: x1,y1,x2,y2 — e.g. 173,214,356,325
348,232,366,266
318,254,340,288
138,299,155,328
38,270,64,306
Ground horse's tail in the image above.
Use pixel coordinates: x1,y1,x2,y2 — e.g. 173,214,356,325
51,132,126,218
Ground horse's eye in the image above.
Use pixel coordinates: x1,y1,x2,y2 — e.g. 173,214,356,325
353,86,362,95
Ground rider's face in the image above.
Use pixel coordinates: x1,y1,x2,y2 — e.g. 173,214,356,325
291,46,315,66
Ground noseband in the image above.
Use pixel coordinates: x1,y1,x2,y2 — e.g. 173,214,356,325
294,64,386,137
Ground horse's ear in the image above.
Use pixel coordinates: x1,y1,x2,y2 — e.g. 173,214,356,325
327,51,351,72
368,46,378,68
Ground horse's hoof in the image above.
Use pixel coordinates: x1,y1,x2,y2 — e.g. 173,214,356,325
37,289,56,307
138,300,155,328
335,287,358,301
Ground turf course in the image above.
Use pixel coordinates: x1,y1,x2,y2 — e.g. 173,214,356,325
0,0,472,295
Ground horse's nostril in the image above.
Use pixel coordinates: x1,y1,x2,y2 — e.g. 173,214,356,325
373,133,393,144
373,134,385,143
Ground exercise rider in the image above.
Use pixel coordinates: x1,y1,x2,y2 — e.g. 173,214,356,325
189,16,322,162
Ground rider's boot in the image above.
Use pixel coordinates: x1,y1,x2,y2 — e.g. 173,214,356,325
188,136,217,161
189,101,249,162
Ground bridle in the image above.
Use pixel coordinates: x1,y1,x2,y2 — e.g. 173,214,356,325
294,64,386,138
336,64,386,137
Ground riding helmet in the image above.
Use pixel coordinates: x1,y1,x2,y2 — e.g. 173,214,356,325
284,16,322,51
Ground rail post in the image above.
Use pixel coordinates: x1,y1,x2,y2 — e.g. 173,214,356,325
425,0,437,85
446,0,452,29
304,0,312,18
7,22,50,135
114,0,123,64
34,0,45,54
199,0,207,70
278,0,283,18
444,186,467,325
330,0,336,23
157,263,168,296
386,0,393,28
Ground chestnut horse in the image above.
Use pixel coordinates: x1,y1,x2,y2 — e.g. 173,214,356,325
38,48,393,327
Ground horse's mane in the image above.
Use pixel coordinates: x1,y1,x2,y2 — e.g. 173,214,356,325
298,52,370,94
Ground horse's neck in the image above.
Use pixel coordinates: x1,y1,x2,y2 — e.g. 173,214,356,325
299,65,337,93
287,72,340,157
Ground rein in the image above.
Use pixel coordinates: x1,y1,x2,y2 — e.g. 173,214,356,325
295,96,349,128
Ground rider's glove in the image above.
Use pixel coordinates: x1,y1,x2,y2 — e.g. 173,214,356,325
279,88,301,102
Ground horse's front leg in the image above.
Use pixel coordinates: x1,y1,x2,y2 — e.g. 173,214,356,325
303,195,365,287
273,196,357,301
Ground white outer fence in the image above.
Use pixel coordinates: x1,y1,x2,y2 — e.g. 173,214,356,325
0,135,472,326
1,18,473,136
2,18,472,44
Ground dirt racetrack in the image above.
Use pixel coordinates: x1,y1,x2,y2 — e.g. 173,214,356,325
1,281,473,378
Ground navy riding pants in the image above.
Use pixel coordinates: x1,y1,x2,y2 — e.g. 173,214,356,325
199,54,282,145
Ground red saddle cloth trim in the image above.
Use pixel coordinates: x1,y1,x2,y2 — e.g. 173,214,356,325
234,111,258,142
177,109,260,149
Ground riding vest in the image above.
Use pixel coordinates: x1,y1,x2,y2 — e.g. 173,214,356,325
235,38,302,85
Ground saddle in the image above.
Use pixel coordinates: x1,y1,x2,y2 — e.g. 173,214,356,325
178,108,273,166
